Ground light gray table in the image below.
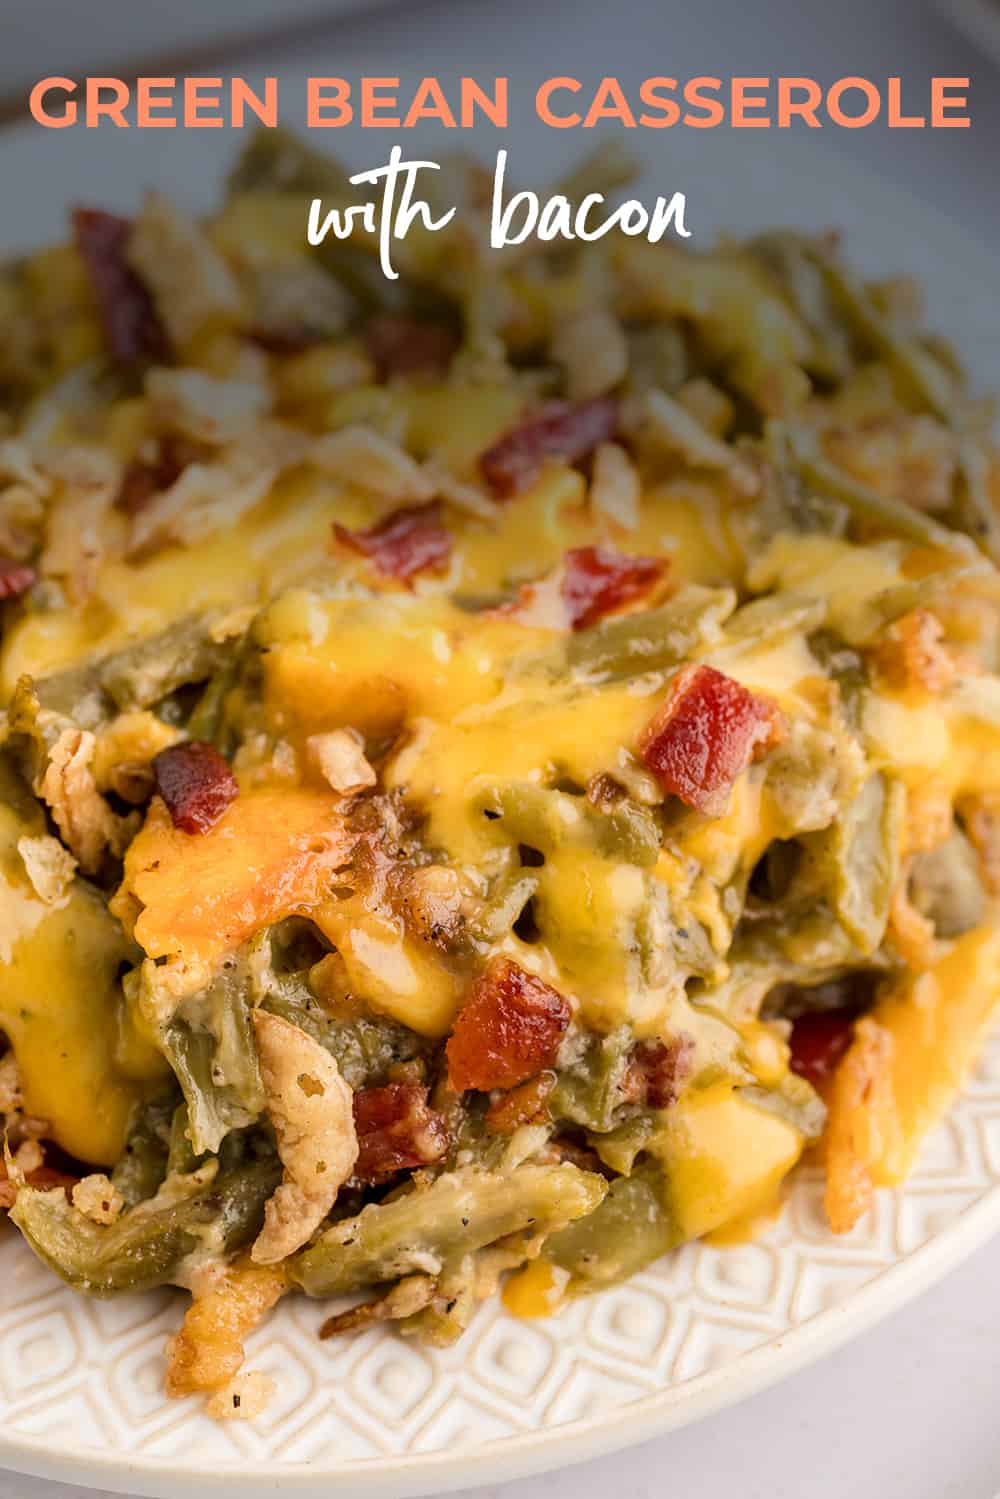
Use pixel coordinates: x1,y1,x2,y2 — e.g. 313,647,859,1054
1,1,997,1496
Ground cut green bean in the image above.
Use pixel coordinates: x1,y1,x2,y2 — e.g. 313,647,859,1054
110,1093,175,1210
566,585,736,680
475,782,661,868
545,1161,675,1288
804,244,955,420
785,427,972,554
11,1157,281,1297
290,1164,606,1298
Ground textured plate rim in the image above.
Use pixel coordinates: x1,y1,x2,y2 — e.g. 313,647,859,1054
0,123,996,1498
3,1187,1000,1498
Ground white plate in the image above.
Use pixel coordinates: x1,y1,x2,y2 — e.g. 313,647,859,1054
0,68,999,1499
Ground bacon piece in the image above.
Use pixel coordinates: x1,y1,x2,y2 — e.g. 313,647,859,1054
0,559,36,601
480,397,620,499
446,958,571,1092
333,501,452,583
620,1035,695,1110
152,740,239,835
561,545,665,631
638,664,784,816
485,1072,556,1134
352,1083,449,1182
789,1009,857,1090
72,207,169,366
366,314,458,382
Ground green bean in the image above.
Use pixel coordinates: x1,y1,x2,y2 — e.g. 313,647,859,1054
130,956,265,1156
566,585,736,680
11,612,243,729
11,1156,281,1297
110,1093,175,1210
259,988,426,1091
397,1257,477,1346
739,1078,825,1141
545,1161,674,1288
625,324,690,396
721,591,827,649
468,870,539,945
289,1164,607,1298
636,387,749,479
763,719,858,834
98,613,238,711
184,661,240,751
475,782,661,868
26,666,107,731
750,233,853,383
804,244,955,420
166,1103,203,1178
744,426,849,542
551,1028,634,1133
162,1025,261,1158
785,427,972,554
908,828,987,940
588,1114,654,1175
800,772,903,956
248,930,428,1090
807,631,868,729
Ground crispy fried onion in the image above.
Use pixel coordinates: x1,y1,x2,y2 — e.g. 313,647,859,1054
823,1015,896,1234
251,1011,359,1263
36,728,138,875
126,421,307,557
165,1256,285,1415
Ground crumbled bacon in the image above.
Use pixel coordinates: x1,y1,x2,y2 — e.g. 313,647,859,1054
638,664,784,816
620,1035,695,1110
480,397,620,499
0,558,36,601
116,435,202,516
366,314,458,382
561,545,665,631
352,1083,449,1181
152,740,239,835
333,501,452,583
72,207,169,366
788,1009,857,1090
485,1072,556,1134
0,1160,77,1211
446,958,571,1092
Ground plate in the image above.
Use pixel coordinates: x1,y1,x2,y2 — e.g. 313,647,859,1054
0,69,998,1499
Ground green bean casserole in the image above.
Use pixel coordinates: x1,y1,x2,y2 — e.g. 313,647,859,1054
1,132,999,1418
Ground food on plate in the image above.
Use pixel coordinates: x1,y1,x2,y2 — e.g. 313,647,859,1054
2,130,999,1415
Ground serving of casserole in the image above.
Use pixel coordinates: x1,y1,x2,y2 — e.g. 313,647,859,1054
1,130,999,1421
